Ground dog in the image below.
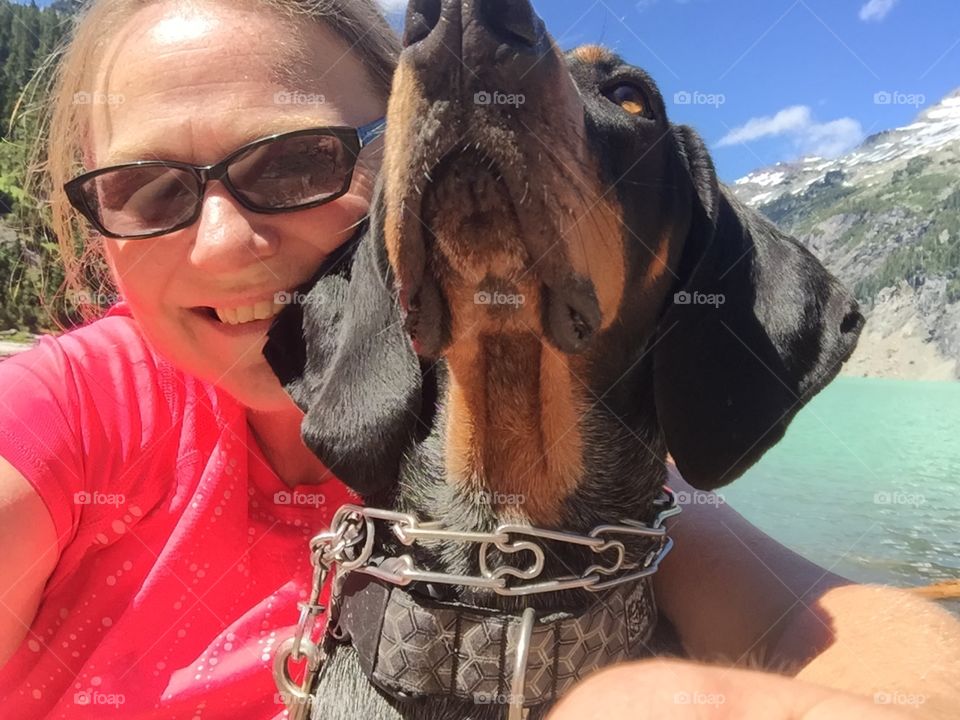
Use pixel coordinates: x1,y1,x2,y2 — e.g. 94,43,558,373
264,0,864,716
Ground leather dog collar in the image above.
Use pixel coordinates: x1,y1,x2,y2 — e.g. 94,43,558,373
274,490,680,718
331,568,658,706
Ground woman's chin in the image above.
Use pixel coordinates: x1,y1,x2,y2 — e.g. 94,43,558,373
217,363,300,413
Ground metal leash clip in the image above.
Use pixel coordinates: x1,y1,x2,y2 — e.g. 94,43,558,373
273,526,343,719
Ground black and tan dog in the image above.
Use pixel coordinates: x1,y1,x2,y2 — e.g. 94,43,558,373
264,0,864,716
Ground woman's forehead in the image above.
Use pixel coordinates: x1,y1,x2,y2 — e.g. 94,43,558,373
88,1,381,165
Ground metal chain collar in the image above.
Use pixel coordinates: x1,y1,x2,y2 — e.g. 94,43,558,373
274,487,680,719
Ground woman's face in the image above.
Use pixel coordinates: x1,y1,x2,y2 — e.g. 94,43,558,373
90,2,384,411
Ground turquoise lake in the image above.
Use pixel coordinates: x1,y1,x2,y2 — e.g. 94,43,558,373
722,378,959,609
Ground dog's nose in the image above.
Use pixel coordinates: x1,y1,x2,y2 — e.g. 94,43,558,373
404,0,547,57
402,0,442,48
476,0,545,50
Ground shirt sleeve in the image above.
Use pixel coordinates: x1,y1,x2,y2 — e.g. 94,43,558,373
0,313,179,555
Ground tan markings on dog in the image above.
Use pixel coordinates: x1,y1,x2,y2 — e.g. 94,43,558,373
571,44,610,65
644,230,672,287
383,60,427,290
445,334,586,525
562,196,626,328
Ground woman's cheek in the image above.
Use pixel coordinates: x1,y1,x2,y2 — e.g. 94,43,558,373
296,194,371,255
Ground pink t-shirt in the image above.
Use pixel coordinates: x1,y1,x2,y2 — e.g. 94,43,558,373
0,302,355,718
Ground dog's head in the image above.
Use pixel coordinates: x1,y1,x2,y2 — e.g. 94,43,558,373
265,0,863,500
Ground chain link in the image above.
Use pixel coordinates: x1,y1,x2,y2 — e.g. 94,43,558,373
274,488,680,714
320,487,679,598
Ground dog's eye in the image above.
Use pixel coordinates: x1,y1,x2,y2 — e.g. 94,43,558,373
605,83,650,117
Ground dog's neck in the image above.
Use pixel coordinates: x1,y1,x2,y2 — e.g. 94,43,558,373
441,332,591,526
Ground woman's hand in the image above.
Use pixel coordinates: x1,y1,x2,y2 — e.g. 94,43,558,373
548,659,916,720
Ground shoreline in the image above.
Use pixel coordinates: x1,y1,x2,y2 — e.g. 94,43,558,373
2,336,957,382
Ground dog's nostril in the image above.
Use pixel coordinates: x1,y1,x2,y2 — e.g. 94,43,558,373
478,0,544,49
840,308,864,335
403,0,443,48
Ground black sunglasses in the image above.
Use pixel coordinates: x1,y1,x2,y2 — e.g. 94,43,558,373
64,118,386,240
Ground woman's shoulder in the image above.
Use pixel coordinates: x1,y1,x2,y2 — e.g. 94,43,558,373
0,301,243,481
3,301,234,418
5,302,162,378
35,301,170,375
0,302,245,556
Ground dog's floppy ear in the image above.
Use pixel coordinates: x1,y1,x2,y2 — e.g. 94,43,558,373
654,126,864,491
264,185,423,499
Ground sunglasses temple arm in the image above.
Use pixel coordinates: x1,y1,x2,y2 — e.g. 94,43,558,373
357,117,387,148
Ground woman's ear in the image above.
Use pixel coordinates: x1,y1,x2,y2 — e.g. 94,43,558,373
653,126,864,491
264,186,424,499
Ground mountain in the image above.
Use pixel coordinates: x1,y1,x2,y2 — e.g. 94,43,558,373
732,89,960,381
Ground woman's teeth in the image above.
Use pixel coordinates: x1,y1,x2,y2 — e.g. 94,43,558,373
214,300,286,325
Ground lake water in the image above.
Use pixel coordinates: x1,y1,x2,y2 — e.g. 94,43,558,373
722,378,959,612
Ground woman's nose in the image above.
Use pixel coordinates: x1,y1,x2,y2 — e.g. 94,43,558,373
188,185,280,271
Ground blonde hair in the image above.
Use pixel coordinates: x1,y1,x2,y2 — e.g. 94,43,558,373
28,0,400,325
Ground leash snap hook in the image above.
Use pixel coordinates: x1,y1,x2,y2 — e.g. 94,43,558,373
273,635,324,720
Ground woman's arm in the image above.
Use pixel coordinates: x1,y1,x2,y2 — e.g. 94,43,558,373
0,455,58,667
653,464,960,714
653,463,848,667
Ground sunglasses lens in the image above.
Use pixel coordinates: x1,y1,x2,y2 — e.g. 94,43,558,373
80,165,200,237
227,132,354,209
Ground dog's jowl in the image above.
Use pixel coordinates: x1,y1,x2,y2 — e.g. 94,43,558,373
264,0,863,717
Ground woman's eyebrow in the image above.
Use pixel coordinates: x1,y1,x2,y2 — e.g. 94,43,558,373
102,117,340,165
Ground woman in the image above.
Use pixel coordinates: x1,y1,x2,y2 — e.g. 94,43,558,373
0,1,957,718
0,1,396,716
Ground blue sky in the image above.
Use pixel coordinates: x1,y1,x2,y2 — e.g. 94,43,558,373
20,0,960,180
382,0,960,180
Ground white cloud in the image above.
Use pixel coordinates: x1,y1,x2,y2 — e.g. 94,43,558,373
718,105,813,145
717,105,864,159
859,0,899,22
802,117,864,157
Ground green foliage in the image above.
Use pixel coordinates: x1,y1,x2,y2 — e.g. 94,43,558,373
948,278,960,304
892,156,934,184
1,1,70,136
759,180,856,229
0,0,74,332
758,149,960,312
853,211,960,305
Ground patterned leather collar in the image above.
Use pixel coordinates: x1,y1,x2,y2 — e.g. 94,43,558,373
329,566,659,707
